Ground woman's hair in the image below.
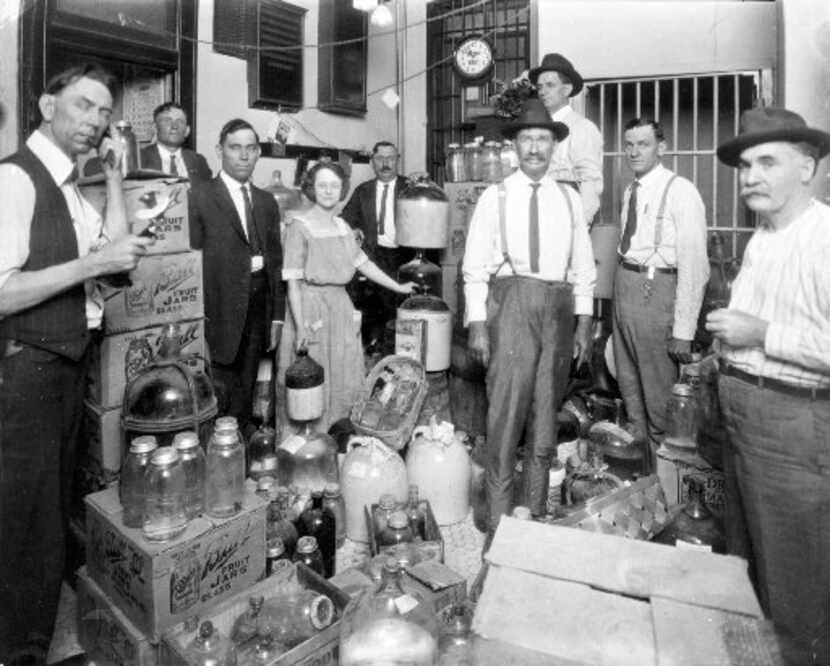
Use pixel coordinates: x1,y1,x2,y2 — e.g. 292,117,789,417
301,160,350,203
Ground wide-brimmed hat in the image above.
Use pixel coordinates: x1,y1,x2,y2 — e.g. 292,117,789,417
501,98,569,142
717,107,830,166
528,53,583,96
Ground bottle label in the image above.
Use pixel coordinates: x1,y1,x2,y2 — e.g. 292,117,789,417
280,434,305,455
394,594,419,615
675,539,712,553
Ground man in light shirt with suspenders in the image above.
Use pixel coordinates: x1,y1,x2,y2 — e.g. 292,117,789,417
708,107,830,664
463,98,596,535
612,118,709,467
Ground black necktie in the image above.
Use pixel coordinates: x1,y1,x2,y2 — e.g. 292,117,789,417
620,180,640,255
65,166,79,186
378,183,390,236
529,183,540,273
241,185,262,254
169,153,179,176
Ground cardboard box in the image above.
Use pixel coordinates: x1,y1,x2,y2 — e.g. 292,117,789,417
404,560,467,622
102,251,204,334
656,444,725,519
83,400,126,473
87,318,206,408
160,561,351,666
473,517,776,665
366,500,444,562
85,484,266,642
81,178,191,255
76,566,158,665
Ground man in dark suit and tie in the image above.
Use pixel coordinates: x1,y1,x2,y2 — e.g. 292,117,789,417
190,118,284,432
141,102,212,183
341,141,410,346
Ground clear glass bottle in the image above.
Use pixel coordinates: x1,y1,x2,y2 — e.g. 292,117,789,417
373,493,400,535
172,431,205,520
230,595,265,646
339,559,439,666
265,537,290,577
258,588,335,649
216,415,246,451
143,446,188,542
463,142,483,182
378,510,414,548
481,140,502,183
276,422,338,494
322,482,347,548
664,383,699,451
654,475,725,553
438,604,475,666
248,424,278,482
120,435,158,528
404,484,427,540
445,143,466,182
298,490,337,578
293,535,325,577
185,620,237,666
206,426,246,519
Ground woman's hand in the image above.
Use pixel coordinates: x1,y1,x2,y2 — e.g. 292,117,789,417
397,281,417,295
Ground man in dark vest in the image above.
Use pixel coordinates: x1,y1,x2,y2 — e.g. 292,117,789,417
0,64,152,663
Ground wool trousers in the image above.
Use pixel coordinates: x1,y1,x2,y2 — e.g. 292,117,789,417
484,276,574,529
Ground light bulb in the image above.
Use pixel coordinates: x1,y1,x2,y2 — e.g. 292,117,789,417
353,0,378,11
371,3,394,27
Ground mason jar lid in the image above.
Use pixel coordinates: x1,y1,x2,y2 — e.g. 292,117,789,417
388,511,409,529
267,537,285,557
672,383,694,397
172,431,199,451
215,416,239,432
323,482,340,497
150,446,179,466
130,435,158,454
296,536,318,554
212,431,238,447
378,493,398,510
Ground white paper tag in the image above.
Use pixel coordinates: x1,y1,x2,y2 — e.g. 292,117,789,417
647,265,656,280
348,462,368,479
394,594,419,615
280,434,305,455
675,539,712,553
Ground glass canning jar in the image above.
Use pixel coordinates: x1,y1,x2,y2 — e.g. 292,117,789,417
664,383,699,451
463,142,483,182
142,446,188,542
172,431,205,520
445,143,466,182
120,435,158,528
481,140,503,182
206,426,246,518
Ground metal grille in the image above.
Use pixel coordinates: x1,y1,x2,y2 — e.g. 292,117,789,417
584,71,769,259
426,0,530,182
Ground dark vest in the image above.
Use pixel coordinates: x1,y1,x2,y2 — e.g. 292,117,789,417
0,145,89,360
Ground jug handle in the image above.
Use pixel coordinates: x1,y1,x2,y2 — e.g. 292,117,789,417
346,435,370,454
411,425,429,442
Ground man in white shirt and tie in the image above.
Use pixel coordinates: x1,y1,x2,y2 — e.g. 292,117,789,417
463,98,596,534
140,102,212,183
707,107,830,664
613,118,709,465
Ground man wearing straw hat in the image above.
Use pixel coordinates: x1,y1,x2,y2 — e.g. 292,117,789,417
707,107,830,664
463,97,596,535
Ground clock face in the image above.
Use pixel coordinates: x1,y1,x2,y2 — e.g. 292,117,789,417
453,37,494,82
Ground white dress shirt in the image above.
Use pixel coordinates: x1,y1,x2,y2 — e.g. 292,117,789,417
219,170,264,272
0,130,107,328
157,144,185,176
721,199,830,388
463,169,596,324
374,178,398,248
547,104,604,224
619,163,710,340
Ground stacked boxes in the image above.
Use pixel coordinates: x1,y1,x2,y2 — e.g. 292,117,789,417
80,178,205,475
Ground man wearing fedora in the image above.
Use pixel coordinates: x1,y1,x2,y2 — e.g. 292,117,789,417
463,98,596,533
707,107,830,664
530,53,603,226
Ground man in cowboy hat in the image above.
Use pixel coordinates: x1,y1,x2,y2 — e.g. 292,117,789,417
529,53,603,226
463,97,596,534
707,107,830,664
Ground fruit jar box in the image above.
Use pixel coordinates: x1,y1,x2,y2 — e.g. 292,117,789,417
102,251,204,334
87,318,206,409
82,400,126,473
84,484,266,642
81,177,191,255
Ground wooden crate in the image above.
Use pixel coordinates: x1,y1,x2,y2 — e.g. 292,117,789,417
365,499,444,563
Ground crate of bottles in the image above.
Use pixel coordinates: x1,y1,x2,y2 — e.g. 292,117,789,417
364,498,444,563
159,561,351,665
84,484,266,642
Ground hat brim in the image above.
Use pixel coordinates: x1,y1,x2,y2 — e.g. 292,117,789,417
717,127,830,166
501,120,569,142
528,65,584,96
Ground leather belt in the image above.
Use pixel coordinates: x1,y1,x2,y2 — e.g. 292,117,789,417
719,360,830,400
618,258,677,275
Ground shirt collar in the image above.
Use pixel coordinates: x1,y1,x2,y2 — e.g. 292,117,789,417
512,169,555,188
551,104,573,122
220,170,249,192
634,162,667,188
158,144,182,159
27,130,76,186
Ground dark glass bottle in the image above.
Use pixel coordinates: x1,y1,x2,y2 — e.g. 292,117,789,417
404,485,427,540
293,536,325,578
269,487,299,559
298,491,336,578
322,482,347,548
654,475,725,553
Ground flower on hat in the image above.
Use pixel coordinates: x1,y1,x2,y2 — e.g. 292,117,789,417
490,70,537,120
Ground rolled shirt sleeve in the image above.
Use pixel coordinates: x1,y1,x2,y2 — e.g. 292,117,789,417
564,189,597,316
0,164,36,292
671,179,710,340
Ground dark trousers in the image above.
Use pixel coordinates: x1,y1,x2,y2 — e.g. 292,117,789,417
719,375,830,665
0,343,87,661
211,272,269,435
612,266,678,465
485,277,574,528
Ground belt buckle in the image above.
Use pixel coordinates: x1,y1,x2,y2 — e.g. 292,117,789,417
641,265,656,300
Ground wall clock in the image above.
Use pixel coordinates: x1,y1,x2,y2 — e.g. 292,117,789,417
453,36,494,83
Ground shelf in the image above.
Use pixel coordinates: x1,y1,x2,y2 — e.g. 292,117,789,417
259,142,371,164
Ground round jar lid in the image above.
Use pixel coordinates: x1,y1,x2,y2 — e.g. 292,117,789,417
212,431,238,447
215,416,239,431
378,493,398,510
130,435,158,454
150,446,179,466
266,537,285,557
172,431,199,450
672,383,694,397
296,536,318,554
388,511,409,529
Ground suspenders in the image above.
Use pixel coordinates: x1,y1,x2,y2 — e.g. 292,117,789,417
497,180,576,276
652,174,677,250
